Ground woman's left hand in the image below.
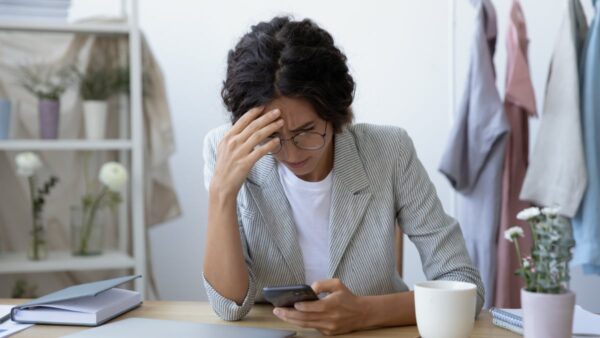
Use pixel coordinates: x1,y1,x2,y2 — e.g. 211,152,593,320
273,278,369,336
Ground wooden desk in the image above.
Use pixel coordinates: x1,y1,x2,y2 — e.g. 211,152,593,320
1,299,519,337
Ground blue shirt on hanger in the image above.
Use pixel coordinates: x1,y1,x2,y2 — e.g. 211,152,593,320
573,0,600,274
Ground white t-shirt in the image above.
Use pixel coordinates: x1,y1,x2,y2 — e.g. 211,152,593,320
278,164,332,286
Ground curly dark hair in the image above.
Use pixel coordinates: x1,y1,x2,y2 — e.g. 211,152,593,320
221,16,355,133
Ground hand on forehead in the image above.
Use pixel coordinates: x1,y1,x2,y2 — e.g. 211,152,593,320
262,97,321,133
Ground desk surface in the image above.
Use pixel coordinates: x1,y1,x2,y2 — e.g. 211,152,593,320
1,299,519,337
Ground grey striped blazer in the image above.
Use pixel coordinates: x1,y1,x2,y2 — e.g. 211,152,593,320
203,123,484,321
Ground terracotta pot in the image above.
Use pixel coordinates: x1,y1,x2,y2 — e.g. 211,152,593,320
521,288,575,338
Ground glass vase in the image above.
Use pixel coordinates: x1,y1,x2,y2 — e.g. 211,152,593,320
27,213,47,261
71,205,104,256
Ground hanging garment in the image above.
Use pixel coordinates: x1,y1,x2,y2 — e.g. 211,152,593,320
573,0,600,274
439,0,509,309
495,0,537,308
519,0,588,217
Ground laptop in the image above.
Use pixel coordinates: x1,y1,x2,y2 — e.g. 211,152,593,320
61,317,296,338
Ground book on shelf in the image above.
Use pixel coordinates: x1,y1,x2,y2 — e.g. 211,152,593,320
10,275,141,326
490,305,600,336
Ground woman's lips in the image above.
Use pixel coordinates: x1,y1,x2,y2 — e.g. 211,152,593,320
285,159,309,169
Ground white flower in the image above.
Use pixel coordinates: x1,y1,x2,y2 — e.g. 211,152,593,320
99,162,128,192
549,233,561,242
516,207,541,220
541,206,560,217
522,258,531,268
504,226,524,242
15,152,42,177
49,75,61,87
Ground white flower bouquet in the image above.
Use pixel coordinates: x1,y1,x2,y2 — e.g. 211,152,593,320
504,206,575,293
18,63,77,101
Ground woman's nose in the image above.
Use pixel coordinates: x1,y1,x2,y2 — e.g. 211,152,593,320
278,141,303,162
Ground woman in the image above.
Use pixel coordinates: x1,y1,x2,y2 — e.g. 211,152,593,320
203,16,484,335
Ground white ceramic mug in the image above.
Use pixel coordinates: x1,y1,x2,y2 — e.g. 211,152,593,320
414,280,477,338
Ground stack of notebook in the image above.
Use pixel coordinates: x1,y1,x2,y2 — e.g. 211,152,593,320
489,308,524,334
0,0,71,21
490,305,600,336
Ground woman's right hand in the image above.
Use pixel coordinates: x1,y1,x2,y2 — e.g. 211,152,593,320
209,106,283,197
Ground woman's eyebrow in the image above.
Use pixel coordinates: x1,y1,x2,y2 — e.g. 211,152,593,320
289,121,315,133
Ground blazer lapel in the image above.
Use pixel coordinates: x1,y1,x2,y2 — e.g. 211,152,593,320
246,155,305,283
328,129,373,278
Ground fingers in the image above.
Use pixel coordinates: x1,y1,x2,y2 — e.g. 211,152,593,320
294,299,326,313
273,308,334,332
311,278,346,295
227,106,265,136
238,108,282,142
273,307,322,322
243,117,284,152
247,137,280,163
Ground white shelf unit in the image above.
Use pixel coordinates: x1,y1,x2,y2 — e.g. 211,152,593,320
0,0,147,297
0,21,130,35
0,251,136,274
0,140,133,151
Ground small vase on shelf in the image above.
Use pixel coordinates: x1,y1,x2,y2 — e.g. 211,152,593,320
83,100,108,140
17,63,76,139
28,212,47,261
71,204,104,256
38,99,60,139
0,98,11,140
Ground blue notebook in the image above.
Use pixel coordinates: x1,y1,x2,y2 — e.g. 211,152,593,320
489,307,523,327
490,306,600,336
10,275,142,326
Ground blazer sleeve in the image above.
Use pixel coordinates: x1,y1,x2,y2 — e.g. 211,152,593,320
394,130,485,316
202,125,258,321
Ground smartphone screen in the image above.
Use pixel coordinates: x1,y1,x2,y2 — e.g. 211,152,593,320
263,285,319,307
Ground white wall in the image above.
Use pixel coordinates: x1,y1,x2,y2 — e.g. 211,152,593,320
133,0,448,301
71,0,600,311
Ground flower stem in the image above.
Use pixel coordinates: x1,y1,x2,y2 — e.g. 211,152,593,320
28,176,40,260
514,237,523,268
78,187,107,255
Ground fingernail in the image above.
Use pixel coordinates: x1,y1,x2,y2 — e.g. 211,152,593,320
277,119,284,126
273,308,281,316
271,109,280,116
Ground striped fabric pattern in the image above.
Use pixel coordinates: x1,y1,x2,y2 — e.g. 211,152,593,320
203,123,485,321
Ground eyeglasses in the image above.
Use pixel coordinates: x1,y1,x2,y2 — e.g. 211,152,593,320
263,123,328,155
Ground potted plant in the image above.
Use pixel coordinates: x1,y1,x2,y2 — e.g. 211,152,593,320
15,152,59,260
72,161,128,256
78,65,128,140
505,206,576,338
18,63,76,139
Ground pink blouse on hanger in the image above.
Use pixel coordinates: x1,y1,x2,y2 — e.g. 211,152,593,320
495,0,537,308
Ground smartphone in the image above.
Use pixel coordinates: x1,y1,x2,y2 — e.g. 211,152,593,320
263,284,319,307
